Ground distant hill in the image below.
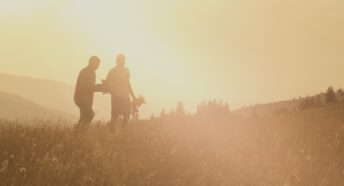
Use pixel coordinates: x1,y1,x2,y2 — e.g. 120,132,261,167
0,91,77,121
1,73,339,121
232,99,302,118
0,73,76,113
0,73,111,120
232,87,344,119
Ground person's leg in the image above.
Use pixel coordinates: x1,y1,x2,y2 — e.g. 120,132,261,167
84,108,95,126
123,97,131,125
78,107,86,127
110,95,119,126
75,99,82,126
77,108,82,125
123,114,129,125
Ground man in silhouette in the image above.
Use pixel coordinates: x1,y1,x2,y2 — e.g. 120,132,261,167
106,54,136,125
74,56,101,127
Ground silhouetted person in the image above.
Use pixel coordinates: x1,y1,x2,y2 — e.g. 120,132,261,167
106,54,136,125
74,56,101,127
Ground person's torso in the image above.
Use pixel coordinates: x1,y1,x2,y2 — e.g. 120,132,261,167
107,67,130,98
74,67,95,103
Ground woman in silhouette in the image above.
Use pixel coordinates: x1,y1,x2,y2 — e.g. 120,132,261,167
106,54,136,125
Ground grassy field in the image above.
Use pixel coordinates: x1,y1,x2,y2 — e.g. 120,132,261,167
1,103,344,186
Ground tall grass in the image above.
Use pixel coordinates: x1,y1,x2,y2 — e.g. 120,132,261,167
1,104,344,185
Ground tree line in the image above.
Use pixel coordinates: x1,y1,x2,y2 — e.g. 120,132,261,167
298,86,344,110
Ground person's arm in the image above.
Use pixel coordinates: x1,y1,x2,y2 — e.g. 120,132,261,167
127,69,136,99
102,70,114,94
105,70,111,82
129,81,136,100
89,71,97,92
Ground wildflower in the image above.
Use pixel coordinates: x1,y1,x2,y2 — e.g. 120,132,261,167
306,155,312,161
84,176,94,182
0,160,9,173
19,167,26,173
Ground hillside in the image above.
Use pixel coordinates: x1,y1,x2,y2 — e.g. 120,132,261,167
0,91,77,121
0,73,75,113
0,102,343,185
0,73,340,121
0,73,111,120
232,87,344,118
233,99,302,118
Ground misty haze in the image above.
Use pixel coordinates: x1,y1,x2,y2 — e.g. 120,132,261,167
1,0,344,186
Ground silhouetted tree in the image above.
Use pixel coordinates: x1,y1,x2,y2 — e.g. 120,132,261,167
196,100,230,119
160,109,166,118
337,88,344,101
150,114,155,120
325,86,336,103
169,109,175,116
250,107,259,119
224,102,230,112
176,101,186,116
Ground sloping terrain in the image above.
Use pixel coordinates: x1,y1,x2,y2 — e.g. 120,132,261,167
233,99,302,118
0,102,343,185
0,91,77,121
0,73,111,120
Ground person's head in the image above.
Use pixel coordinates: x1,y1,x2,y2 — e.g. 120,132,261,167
88,56,101,70
116,54,126,68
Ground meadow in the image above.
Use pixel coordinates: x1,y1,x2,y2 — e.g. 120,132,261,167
1,103,344,186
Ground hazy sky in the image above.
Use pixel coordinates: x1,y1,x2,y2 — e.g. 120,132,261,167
1,0,344,114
